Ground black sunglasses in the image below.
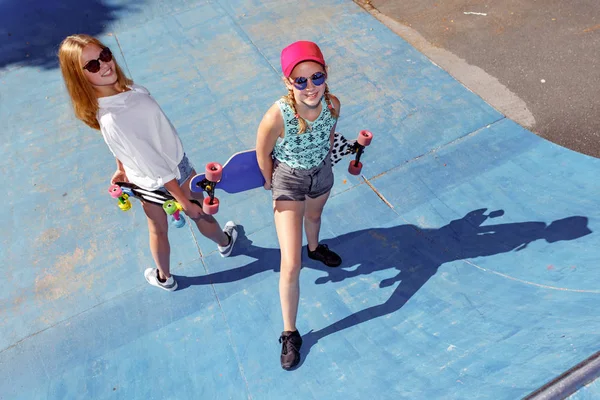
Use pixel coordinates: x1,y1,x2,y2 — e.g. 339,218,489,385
291,71,326,90
83,47,113,73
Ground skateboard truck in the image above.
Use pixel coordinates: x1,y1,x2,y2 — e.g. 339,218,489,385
193,162,223,215
108,184,132,211
347,130,373,175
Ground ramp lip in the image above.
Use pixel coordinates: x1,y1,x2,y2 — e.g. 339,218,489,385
523,351,600,400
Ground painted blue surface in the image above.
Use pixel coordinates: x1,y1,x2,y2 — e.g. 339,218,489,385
1,0,599,399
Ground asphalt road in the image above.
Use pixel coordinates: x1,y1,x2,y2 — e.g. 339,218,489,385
361,0,600,158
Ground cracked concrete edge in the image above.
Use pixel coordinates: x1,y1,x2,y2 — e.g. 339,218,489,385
353,0,536,129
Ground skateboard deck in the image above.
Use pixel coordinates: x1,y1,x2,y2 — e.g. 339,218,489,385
190,149,265,195
330,132,355,164
112,181,200,207
109,181,201,228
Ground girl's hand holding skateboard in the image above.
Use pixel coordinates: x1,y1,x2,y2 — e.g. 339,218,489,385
182,201,205,221
111,169,128,185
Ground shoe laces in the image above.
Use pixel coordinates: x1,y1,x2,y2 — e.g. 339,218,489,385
224,223,235,236
311,244,329,254
279,334,300,355
317,244,335,258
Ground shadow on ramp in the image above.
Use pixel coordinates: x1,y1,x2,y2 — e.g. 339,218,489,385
176,209,592,367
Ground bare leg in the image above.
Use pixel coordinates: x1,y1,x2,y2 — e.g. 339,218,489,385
142,201,171,279
274,200,305,332
304,190,331,251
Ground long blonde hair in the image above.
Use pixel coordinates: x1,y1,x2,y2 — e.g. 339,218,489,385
58,34,132,130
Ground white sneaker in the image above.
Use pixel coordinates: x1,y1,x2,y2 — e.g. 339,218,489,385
144,268,178,291
218,221,238,257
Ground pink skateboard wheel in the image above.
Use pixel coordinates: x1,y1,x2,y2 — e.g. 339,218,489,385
357,130,373,146
348,160,363,175
203,197,220,215
108,184,122,198
205,162,223,182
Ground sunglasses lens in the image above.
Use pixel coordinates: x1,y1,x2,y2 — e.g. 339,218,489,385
312,72,325,86
84,60,100,73
293,77,308,90
99,48,112,62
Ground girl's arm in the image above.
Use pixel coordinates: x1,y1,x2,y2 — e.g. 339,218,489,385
256,104,284,189
110,158,128,184
328,95,342,147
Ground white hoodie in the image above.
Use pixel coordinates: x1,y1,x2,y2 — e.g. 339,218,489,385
97,84,184,191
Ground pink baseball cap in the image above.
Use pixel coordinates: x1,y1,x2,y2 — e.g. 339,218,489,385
280,41,326,77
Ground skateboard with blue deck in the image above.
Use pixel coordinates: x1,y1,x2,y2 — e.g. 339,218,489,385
190,130,373,215
190,149,265,214
108,182,202,228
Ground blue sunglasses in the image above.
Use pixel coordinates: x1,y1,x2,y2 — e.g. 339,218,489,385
291,71,326,90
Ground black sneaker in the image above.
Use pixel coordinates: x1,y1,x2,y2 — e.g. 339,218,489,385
279,330,302,370
307,244,342,267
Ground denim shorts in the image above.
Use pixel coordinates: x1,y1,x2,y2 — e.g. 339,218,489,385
157,154,195,193
271,156,334,201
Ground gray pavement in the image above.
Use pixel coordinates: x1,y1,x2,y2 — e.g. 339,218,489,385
361,0,600,158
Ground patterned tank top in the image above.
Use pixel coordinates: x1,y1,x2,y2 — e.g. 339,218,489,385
273,97,337,169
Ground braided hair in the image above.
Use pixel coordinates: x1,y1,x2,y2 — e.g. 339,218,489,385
283,82,339,134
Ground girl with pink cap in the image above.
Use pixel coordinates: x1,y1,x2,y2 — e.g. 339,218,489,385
256,41,342,370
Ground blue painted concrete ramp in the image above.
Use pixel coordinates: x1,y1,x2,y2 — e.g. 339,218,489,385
1,1,599,399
